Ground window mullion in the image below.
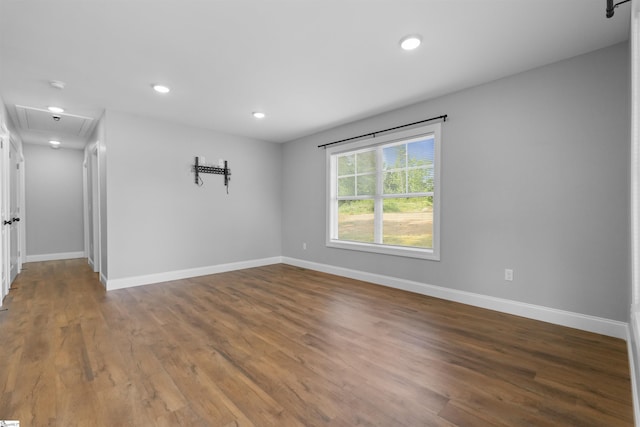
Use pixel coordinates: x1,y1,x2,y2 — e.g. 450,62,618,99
354,154,358,196
405,145,409,193
374,147,383,244
330,155,338,240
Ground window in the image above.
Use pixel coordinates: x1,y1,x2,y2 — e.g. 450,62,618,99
326,123,441,260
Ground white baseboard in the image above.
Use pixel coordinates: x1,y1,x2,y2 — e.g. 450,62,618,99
100,253,628,339
87,257,100,273
105,256,283,291
282,257,629,340
26,251,85,262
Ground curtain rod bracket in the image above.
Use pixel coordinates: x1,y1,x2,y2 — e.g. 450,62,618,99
606,0,631,18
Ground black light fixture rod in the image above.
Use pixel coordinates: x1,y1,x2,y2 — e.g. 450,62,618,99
318,114,448,149
606,0,631,18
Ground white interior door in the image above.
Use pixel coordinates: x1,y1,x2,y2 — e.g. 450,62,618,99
83,151,90,266
9,140,20,283
91,145,100,273
0,132,9,304
86,149,95,269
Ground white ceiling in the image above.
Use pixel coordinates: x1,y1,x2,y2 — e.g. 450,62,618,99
0,0,631,149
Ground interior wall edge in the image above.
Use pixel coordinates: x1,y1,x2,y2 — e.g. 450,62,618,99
628,310,640,425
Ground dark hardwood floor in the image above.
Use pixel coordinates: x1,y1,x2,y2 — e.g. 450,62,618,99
0,259,634,426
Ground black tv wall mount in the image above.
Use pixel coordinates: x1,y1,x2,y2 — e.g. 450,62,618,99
193,156,231,193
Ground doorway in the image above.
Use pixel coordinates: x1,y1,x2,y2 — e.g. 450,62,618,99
0,129,8,303
8,138,21,283
85,142,101,275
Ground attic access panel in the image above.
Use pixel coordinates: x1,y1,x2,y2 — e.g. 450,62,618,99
14,105,95,137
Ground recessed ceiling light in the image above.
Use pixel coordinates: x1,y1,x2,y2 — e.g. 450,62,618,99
47,106,64,113
152,84,170,94
49,140,61,146
252,112,265,119
400,35,422,51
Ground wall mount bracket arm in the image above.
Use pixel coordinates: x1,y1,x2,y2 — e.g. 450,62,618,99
193,157,231,193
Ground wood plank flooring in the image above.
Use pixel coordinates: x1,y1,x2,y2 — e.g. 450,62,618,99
0,259,633,426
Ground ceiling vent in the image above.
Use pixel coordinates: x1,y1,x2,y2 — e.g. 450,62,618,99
14,105,95,138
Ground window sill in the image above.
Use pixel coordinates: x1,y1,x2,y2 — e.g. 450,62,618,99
326,239,440,260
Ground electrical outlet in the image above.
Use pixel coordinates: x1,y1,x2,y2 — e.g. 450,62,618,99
504,269,514,281
303,242,307,250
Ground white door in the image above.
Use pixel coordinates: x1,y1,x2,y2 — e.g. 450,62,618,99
86,149,95,269
0,132,9,304
9,140,20,283
91,146,100,273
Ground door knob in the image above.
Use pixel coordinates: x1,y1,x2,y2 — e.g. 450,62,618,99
3,220,12,225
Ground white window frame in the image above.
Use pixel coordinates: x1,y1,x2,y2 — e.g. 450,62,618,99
326,122,441,260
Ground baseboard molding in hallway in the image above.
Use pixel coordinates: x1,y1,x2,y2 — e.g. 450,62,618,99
25,251,86,262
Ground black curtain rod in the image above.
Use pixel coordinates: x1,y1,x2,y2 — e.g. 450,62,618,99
318,114,448,149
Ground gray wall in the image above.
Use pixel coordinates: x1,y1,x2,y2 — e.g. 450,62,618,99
282,42,630,322
23,144,85,256
103,110,282,280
